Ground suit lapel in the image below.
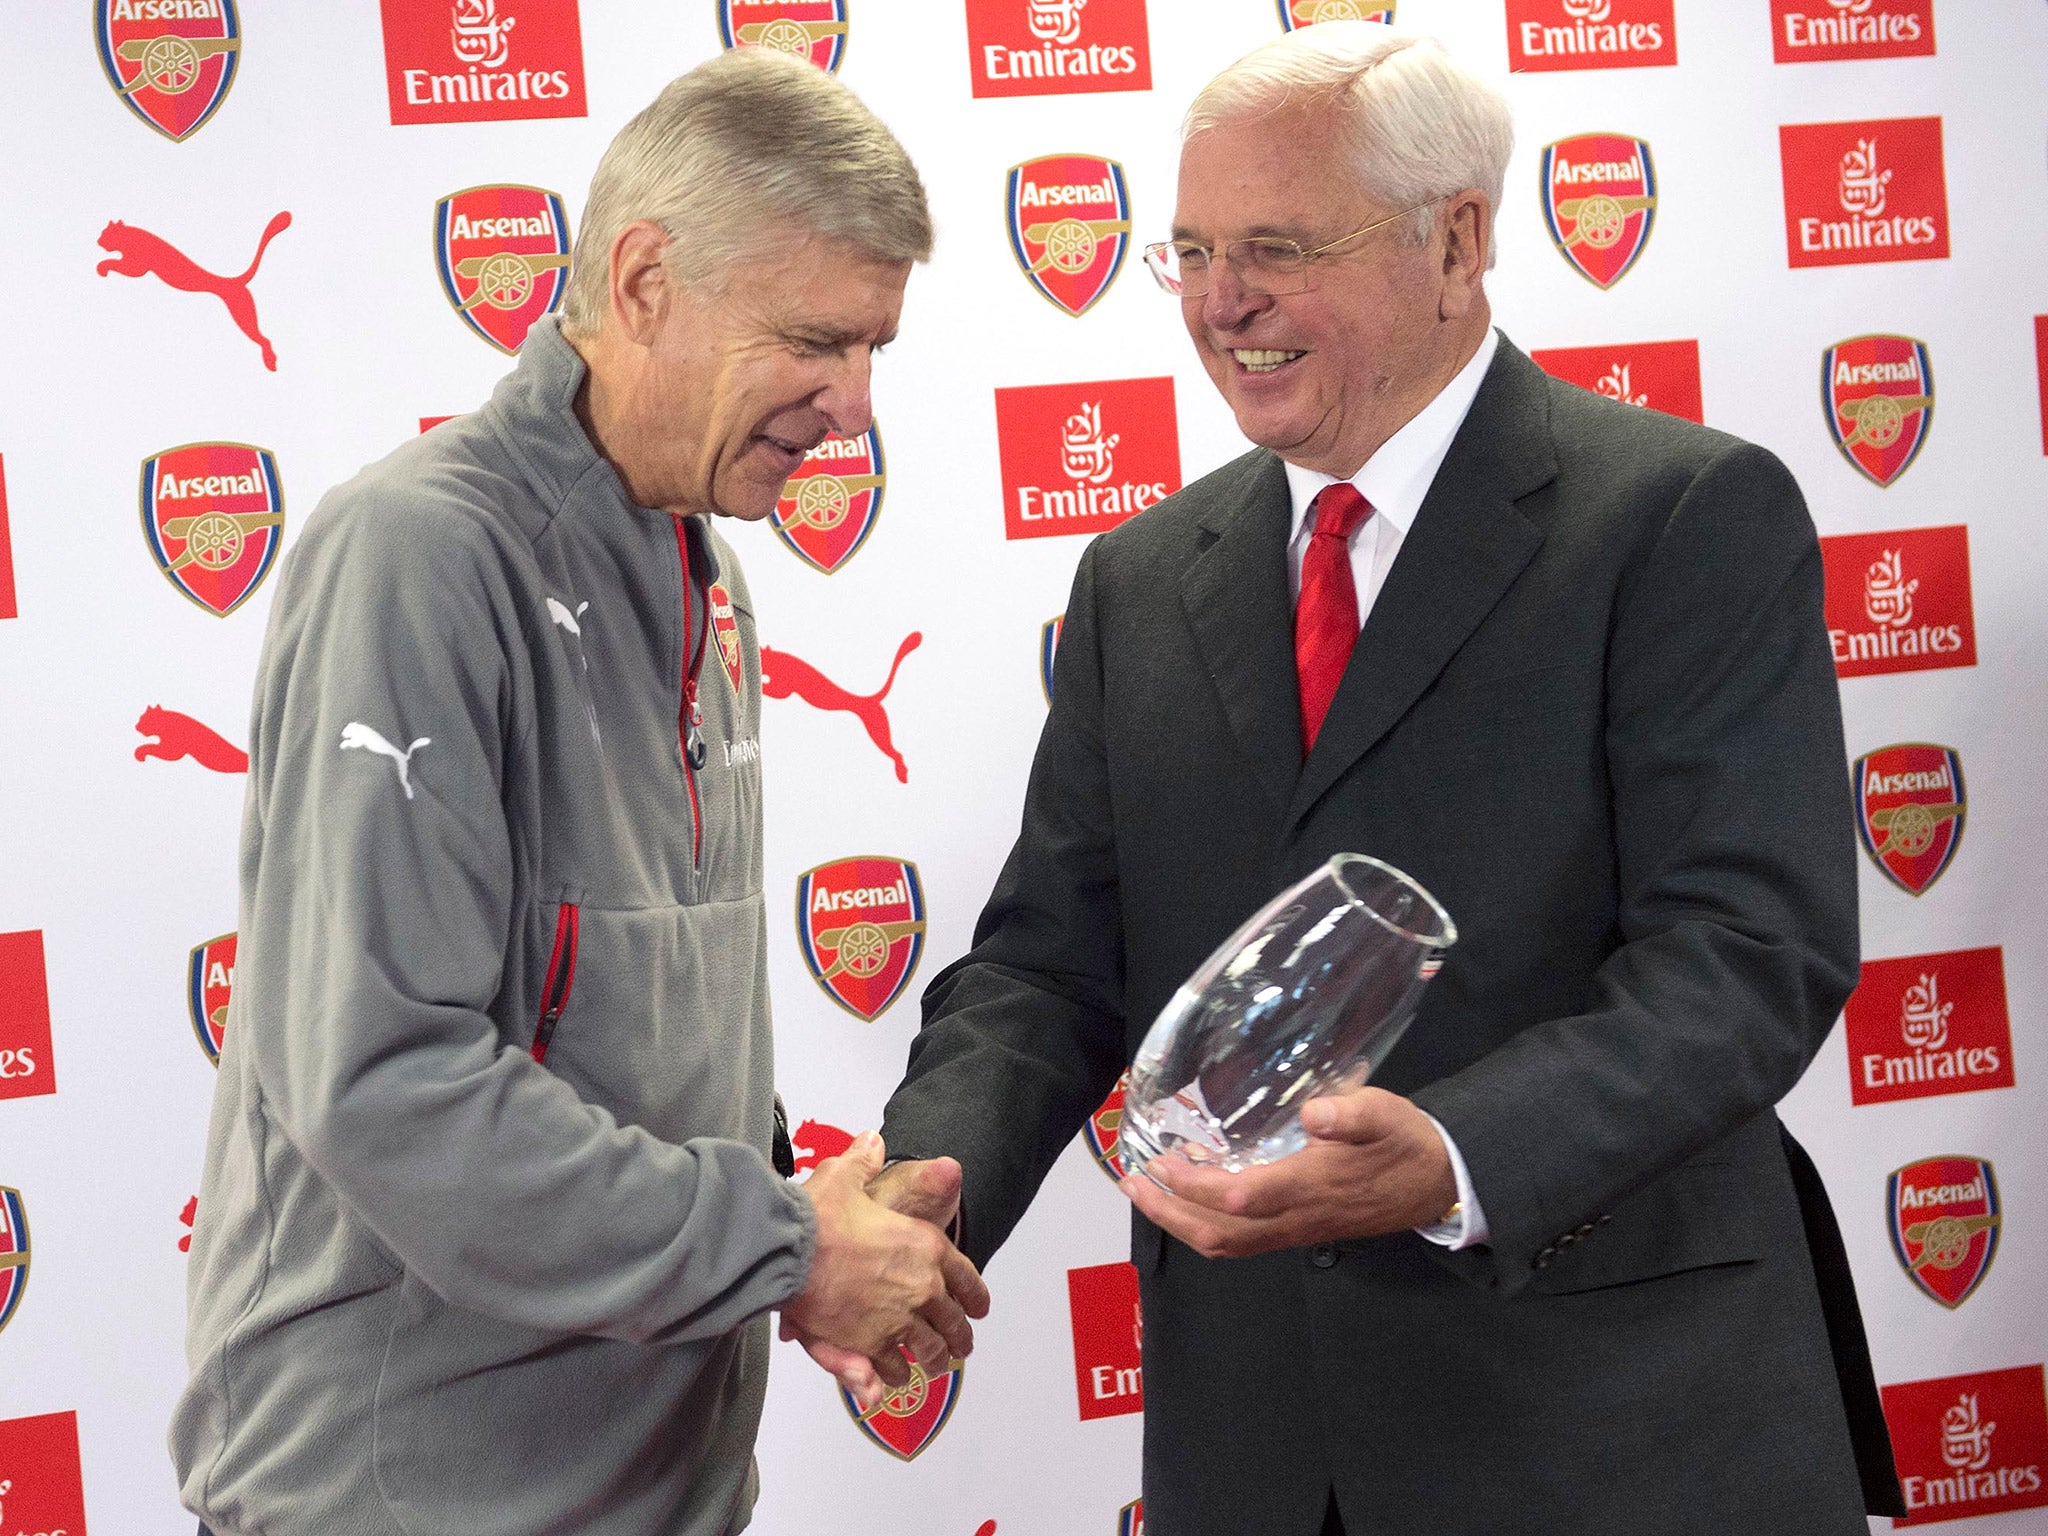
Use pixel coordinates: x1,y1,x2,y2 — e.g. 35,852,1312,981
1179,451,1301,813
1286,340,1560,832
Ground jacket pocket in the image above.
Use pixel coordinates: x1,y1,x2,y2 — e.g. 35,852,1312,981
530,901,580,1063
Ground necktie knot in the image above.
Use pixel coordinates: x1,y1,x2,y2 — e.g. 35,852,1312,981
1311,482,1373,544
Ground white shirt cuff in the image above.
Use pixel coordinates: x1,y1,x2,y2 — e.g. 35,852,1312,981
1414,1113,1490,1251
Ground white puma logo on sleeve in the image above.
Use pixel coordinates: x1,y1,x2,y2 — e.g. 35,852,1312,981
339,722,432,799
546,597,590,636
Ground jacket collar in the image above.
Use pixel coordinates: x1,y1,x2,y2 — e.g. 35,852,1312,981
481,317,721,577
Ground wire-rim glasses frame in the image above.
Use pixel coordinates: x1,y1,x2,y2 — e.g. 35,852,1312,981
1141,198,1445,298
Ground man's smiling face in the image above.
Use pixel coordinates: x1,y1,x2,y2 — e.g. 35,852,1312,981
1172,105,1452,478
638,231,910,520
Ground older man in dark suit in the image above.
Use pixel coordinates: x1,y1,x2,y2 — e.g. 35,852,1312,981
868,24,1901,1534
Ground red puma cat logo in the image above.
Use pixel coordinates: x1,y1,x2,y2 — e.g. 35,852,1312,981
760,633,920,783
790,1119,856,1175
97,211,291,370
134,705,248,773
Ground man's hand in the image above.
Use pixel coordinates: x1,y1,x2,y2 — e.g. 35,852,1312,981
778,1132,989,1411
1121,1087,1456,1259
867,1156,963,1232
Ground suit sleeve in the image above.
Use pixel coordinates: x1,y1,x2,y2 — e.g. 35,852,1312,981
879,539,1129,1269
241,501,813,1341
1411,440,1859,1291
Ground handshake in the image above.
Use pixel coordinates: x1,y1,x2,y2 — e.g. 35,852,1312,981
777,1132,988,1411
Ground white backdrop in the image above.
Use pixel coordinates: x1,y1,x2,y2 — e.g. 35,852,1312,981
0,2,2044,1532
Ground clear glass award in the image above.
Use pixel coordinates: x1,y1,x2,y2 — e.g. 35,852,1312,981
1118,854,1456,1182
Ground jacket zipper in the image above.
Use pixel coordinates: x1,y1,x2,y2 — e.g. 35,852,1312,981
673,514,706,868
530,901,580,1063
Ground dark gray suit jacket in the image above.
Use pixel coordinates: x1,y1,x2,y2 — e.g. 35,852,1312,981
882,339,1898,1534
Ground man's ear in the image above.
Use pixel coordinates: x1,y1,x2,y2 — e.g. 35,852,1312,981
1437,191,1490,322
608,220,675,347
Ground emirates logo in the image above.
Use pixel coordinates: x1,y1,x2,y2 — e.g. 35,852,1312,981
1594,361,1648,406
450,0,516,67
1060,402,1118,484
1900,972,1952,1051
1838,137,1892,216
1028,0,1088,44
1944,1393,1997,1472
1864,547,1917,627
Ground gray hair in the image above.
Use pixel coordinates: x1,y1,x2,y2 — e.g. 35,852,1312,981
562,47,933,334
1183,24,1512,266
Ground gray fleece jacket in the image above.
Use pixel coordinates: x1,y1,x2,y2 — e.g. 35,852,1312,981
171,318,814,1536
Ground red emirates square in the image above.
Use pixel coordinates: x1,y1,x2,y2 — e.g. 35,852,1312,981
1820,524,1974,680
2035,317,2048,456
1882,1364,2048,1524
380,0,586,125
0,453,15,621
1771,0,1933,63
1505,0,1675,72
966,0,1151,98
1068,1261,1143,1420
996,377,1179,540
0,930,56,1102
1529,339,1701,423
0,1411,88,1534
1780,116,1948,268
1844,947,2013,1108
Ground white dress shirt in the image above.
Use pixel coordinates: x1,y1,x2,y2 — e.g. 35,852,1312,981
1278,326,1499,1252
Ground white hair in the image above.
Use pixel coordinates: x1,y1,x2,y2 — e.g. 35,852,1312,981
1183,24,1513,266
562,47,932,334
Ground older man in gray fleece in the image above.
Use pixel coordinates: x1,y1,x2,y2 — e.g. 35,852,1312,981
171,49,983,1536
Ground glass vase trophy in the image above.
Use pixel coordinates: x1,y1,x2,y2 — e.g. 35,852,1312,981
1118,854,1457,1182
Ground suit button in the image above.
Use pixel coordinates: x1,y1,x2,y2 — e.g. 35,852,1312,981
1596,1214,1613,1226
1574,1222,1595,1238
1557,1231,1579,1249
1311,1245,1338,1269
1532,1246,1556,1270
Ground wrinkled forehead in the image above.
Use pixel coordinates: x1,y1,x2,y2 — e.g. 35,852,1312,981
1172,106,1370,242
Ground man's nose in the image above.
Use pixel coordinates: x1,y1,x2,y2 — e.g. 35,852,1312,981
817,348,875,438
1199,258,1268,332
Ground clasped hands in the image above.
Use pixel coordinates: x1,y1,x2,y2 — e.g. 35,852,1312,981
777,1131,986,1413
779,1088,1453,1407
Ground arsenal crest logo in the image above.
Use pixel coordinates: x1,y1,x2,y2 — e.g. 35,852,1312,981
1854,743,1965,896
1541,133,1657,288
1041,614,1064,705
1888,1156,2000,1309
96,0,241,141
1279,0,1393,27
1008,155,1132,318
0,1186,28,1336
796,857,927,1020
839,1358,963,1459
717,0,849,72
140,442,284,617
435,185,571,354
187,931,235,1067
771,427,884,574
1081,1070,1129,1182
706,582,744,693
1823,334,1933,487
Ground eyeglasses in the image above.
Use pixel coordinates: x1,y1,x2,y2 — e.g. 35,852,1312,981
1142,200,1443,298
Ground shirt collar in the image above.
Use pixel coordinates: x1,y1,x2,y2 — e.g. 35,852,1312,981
1282,326,1499,540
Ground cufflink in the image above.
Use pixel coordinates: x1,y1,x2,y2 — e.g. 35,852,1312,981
1437,1198,1464,1228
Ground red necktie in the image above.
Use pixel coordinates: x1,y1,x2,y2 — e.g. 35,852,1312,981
1294,482,1374,752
